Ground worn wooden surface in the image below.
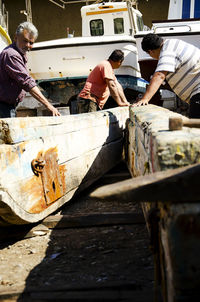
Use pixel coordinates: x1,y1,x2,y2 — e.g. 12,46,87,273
90,163,200,202
127,105,200,302
0,163,156,302
42,212,145,229
0,107,129,225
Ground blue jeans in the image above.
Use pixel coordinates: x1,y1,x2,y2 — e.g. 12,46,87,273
0,102,16,118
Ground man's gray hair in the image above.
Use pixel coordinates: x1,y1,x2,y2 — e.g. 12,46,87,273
16,22,38,39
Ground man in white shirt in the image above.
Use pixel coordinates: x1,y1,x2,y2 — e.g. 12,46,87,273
134,33,200,118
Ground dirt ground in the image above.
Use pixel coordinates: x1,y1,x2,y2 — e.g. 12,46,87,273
0,162,162,302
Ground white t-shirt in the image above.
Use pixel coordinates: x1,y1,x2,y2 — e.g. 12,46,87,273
155,39,200,103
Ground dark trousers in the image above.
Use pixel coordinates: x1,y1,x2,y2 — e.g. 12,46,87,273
71,97,99,114
189,93,200,118
0,102,16,118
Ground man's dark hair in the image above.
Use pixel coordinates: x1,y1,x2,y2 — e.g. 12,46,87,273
108,49,124,62
141,33,163,52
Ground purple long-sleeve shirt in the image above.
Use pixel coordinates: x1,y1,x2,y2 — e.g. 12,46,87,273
0,42,36,106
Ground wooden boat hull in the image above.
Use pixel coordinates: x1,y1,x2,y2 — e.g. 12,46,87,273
0,107,129,225
126,105,200,301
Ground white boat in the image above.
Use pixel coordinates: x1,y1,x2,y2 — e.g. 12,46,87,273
0,0,11,52
27,1,147,106
134,0,200,107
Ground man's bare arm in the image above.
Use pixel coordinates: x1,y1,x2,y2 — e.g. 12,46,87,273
133,71,167,107
115,80,130,105
106,79,129,106
30,86,61,116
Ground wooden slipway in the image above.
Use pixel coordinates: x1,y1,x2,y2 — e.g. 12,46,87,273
0,107,129,225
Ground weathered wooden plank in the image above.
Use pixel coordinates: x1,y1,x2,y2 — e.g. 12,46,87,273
0,107,129,225
127,104,200,302
0,139,123,225
0,123,123,183
0,107,128,144
0,224,49,242
42,212,145,228
0,281,149,301
89,163,200,202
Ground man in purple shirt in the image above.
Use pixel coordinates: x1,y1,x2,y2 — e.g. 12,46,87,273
0,21,60,118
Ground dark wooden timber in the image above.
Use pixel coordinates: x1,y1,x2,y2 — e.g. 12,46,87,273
42,212,145,229
90,163,200,203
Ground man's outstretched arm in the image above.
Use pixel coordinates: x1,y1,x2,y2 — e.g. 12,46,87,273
30,86,61,116
133,71,167,107
106,79,130,106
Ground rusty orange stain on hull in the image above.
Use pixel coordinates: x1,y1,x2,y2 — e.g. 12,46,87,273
20,147,67,214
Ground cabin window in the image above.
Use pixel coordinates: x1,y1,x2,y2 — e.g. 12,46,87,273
114,18,124,34
90,19,104,36
136,16,144,31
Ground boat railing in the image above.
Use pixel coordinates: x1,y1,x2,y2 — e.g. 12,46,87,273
153,24,191,33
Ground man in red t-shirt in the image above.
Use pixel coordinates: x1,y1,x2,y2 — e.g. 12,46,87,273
75,49,130,113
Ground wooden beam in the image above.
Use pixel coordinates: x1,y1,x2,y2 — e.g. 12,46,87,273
0,281,150,301
89,163,200,203
0,224,49,242
42,212,145,229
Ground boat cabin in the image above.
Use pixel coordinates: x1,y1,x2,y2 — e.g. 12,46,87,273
81,1,144,37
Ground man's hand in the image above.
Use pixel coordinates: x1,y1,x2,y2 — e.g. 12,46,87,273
132,98,149,107
46,103,61,116
48,105,61,116
53,108,61,116
132,71,167,107
30,86,61,116
120,100,130,106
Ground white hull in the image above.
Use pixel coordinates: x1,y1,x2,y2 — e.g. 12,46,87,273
135,20,200,62
27,35,147,104
0,33,9,51
0,25,11,52
25,1,147,106
28,35,141,81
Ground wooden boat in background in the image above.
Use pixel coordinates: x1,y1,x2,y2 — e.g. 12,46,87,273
0,107,129,225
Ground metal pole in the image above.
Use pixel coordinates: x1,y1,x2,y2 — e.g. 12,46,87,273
25,0,32,23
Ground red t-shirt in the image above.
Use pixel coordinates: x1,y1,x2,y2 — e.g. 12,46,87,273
78,60,116,109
